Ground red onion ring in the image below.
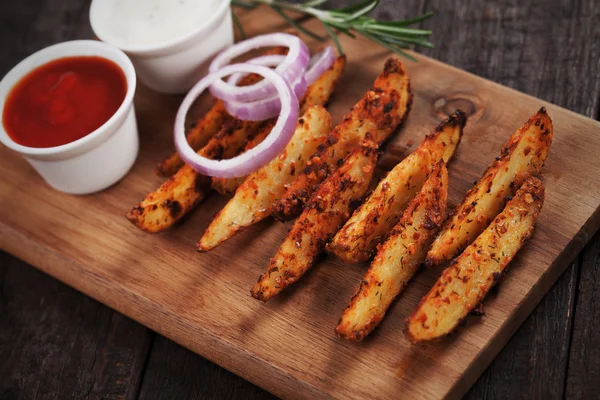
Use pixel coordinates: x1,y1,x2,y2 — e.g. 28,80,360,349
209,33,310,103
226,54,285,86
224,73,307,121
175,64,298,178
224,80,306,121
305,46,336,85
223,54,307,121
220,47,335,121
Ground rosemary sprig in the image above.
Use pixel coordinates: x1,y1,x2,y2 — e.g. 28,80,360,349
231,12,247,39
230,0,434,60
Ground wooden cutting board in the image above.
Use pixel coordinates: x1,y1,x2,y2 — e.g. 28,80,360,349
1,6,600,399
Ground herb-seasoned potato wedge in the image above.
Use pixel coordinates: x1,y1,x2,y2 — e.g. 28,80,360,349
155,101,230,177
336,161,448,341
328,110,465,263
407,176,545,342
211,55,347,196
211,174,246,197
128,58,347,233
155,47,289,177
211,119,276,196
272,57,413,220
298,55,346,112
425,107,552,266
251,137,380,302
127,118,264,233
198,106,332,252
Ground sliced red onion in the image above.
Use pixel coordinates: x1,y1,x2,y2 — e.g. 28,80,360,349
209,33,309,103
226,54,285,86
220,47,335,121
305,46,336,86
223,54,305,120
224,73,307,121
175,64,298,178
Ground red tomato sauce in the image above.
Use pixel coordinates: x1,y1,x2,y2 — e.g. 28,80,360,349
2,56,127,148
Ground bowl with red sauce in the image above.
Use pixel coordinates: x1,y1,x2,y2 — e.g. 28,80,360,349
0,40,138,194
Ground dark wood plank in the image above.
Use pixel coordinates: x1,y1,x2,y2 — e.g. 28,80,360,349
565,233,600,398
414,0,600,397
0,251,151,400
138,336,275,400
0,0,94,76
465,261,580,399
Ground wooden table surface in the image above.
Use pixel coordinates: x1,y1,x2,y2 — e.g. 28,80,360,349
1,0,598,399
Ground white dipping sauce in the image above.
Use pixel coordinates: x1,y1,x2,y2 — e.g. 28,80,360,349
101,0,221,48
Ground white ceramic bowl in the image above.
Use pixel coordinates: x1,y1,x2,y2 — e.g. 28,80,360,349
0,40,139,195
89,0,234,94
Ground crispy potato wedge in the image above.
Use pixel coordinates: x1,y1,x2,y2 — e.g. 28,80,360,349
198,106,332,251
211,56,347,196
298,55,346,112
127,118,264,233
328,110,465,263
328,149,431,261
407,177,545,342
335,161,448,341
272,57,413,220
155,47,288,177
128,57,347,233
210,175,246,197
425,107,552,266
211,119,276,196
155,101,230,177
251,137,380,302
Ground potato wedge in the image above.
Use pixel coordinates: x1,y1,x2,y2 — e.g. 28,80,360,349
272,57,413,220
210,175,246,197
155,47,288,177
211,56,347,196
155,101,230,177
251,137,380,302
328,110,465,263
198,106,332,251
425,107,552,266
127,118,264,233
407,176,545,342
128,57,347,233
298,55,347,113
211,119,277,196
336,161,448,341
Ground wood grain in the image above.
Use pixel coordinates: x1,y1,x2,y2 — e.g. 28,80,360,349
2,1,600,398
566,233,600,398
138,336,274,400
0,251,151,400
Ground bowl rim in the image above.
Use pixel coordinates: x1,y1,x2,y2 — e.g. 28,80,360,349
89,0,231,55
0,40,137,157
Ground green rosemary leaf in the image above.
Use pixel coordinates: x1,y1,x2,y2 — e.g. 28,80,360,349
358,29,417,61
327,22,356,39
231,11,247,39
375,11,434,27
361,24,433,37
302,0,329,7
371,31,434,48
334,0,379,20
341,1,379,23
272,6,326,41
322,22,344,55
231,0,434,61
